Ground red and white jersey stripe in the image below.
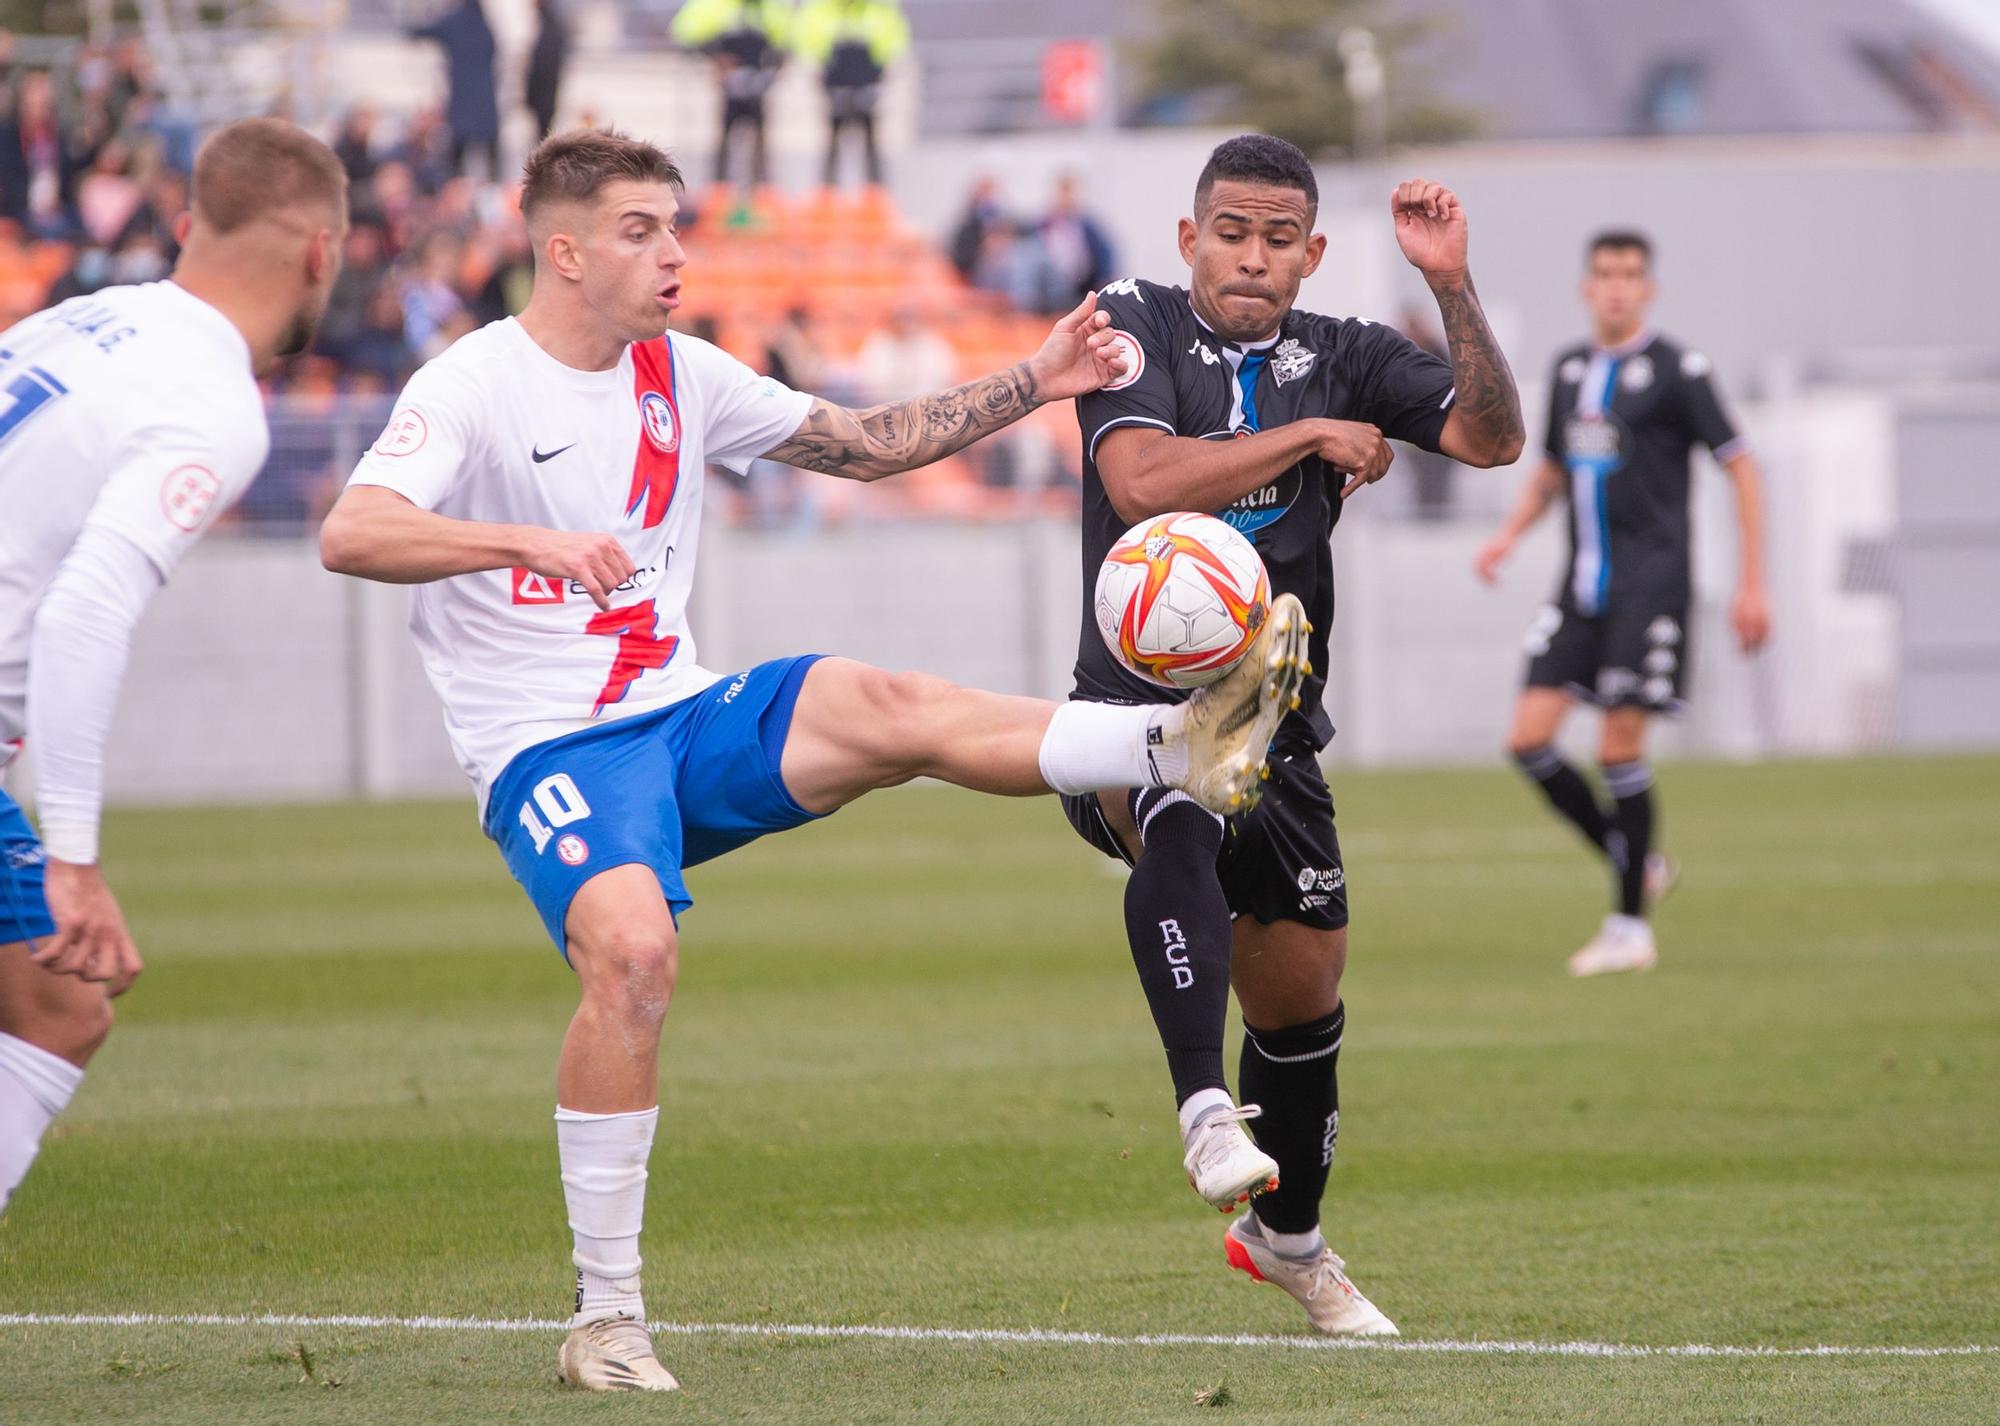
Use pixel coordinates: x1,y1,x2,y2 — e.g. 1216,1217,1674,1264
347,318,811,808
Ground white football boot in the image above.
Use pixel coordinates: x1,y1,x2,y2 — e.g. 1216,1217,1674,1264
1643,851,1680,908
557,1316,681,1392
1224,1215,1399,1336
1183,1104,1281,1212
1566,914,1658,977
1170,592,1310,816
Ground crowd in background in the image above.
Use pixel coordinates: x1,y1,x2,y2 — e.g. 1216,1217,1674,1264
0,6,1129,528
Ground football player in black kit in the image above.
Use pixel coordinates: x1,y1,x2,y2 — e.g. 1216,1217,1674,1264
1475,231,1769,977
1061,134,1523,1336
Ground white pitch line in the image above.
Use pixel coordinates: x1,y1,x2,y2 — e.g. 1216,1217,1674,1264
0,1313,1989,1360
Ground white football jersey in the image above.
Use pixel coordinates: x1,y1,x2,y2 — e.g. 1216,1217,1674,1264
347,318,812,807
0,281,267,766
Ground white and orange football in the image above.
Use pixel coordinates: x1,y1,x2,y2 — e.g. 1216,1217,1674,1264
1095,512,1271,689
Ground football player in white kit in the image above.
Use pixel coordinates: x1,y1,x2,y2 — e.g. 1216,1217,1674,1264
0,119,348,1211
320,129,1308,1392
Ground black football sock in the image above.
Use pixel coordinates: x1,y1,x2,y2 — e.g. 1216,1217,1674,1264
1514,743,1611,854
1122,790,1232,1106
1237,1003,1343,1236
1603,760,1655,917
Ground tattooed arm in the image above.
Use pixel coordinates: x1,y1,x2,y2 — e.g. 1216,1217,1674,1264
763,365,1042,481
761,292,1128,480
1390,177,1526,469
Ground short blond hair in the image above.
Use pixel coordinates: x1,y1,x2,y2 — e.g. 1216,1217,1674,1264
192,117,348,234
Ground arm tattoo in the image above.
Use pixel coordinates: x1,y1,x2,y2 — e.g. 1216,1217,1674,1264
764,364,1042,479
1433,275,1525,461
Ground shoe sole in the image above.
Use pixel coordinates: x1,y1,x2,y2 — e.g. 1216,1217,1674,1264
1566,953,1659,978
1186,595,1310,815
1191,1167,1282,1214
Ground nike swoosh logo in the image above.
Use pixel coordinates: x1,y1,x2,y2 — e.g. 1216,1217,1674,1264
531,443,575,463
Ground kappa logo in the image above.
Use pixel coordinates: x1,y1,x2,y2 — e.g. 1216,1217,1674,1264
1682,350,1713,378
1648,615,1683,647
4,840,46,870
640,390,680,453
1187,338,1219,367
1560,355,1588,384
510,568,567,605
1271,338,1315,386
1598,666,1641,700
1643,648,1678,675
1100,278,1144,301
1159,918,1194,990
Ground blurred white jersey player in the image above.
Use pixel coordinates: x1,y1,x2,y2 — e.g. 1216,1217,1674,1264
0,119,347,1212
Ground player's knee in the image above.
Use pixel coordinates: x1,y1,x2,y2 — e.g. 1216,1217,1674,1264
579,926,678,1025
857,668,954,769
32,994,114,1065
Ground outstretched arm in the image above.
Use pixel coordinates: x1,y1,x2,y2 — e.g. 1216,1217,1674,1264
762,292,1126,479
1391,178,1525,469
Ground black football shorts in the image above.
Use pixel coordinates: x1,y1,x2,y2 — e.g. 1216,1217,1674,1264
1522,598,1690,713
1060,730,1349,931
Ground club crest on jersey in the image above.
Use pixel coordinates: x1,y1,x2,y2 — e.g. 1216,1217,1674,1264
1621,355,1655,392
640,391,679,454
159,465,221,532
626,340,683,528
1272,338,1315,386
1102,331,1145,391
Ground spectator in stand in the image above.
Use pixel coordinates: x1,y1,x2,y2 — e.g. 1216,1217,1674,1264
793,0,909,189
390,107,456,197
316,223,393,365
334,105,382,188
468,213,534,324
856,303,957,403
340,280,418,389
1397,304,1458,520
399,232,467,361
113,164,185,259
0,70,81,238
1037,172,1113,308
409,0,501,180
75,137,142,247
764,305,828,394
525,0,573,141
949,174,1005,283
673,0,791,188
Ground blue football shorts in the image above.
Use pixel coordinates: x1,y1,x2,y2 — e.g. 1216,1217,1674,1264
487,654,830,956
0,788,57,947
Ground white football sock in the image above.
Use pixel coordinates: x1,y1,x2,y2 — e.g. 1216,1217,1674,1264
0,1031,84,1211
1605,913,1652,942
1250,1210,1326,1261
556,1105,658,1326
1037,701,1187,794
1177,1086,1235,1140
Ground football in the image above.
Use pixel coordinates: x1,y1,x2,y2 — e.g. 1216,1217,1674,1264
1095,512,1271,688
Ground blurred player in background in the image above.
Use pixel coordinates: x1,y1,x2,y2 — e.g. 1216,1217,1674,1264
1064,135,1523,1335
0,119,346,1211
1476,231,1769,975
319,128,1304,1393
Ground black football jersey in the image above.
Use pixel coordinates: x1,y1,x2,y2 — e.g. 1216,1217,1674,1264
1542,332,1745,615
1072,277,1455,744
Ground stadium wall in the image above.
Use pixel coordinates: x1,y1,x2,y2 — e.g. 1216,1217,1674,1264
3,389,1949,814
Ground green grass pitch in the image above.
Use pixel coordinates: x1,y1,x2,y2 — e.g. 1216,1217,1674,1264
2,756,1996,1423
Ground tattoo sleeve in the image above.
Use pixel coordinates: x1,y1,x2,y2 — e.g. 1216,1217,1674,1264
1432,274,1525,463
763,364,1042,479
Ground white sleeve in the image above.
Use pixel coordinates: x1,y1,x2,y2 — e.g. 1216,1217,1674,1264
25,526,165,863
678,337,815,475
346,358,480,509
81,389,270,579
